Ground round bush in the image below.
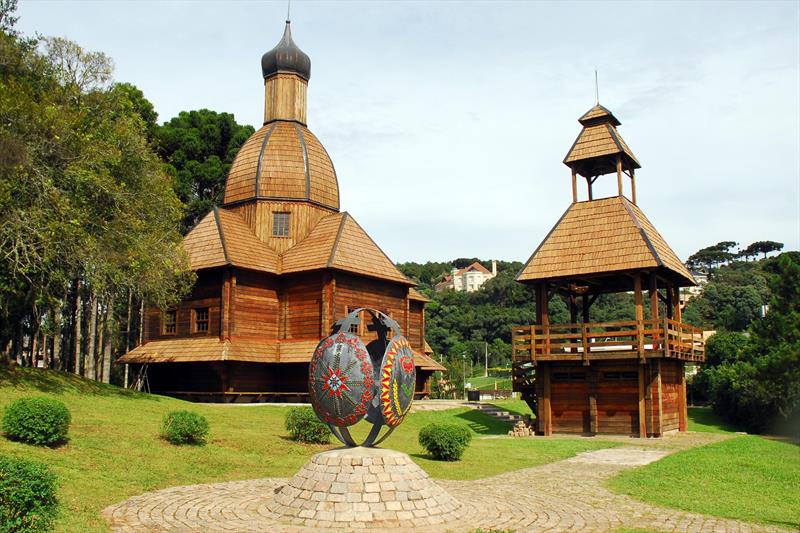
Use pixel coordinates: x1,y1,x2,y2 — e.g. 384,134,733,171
160,411,209,445
418,423,472,461
285,407,330,444
2,397,71,446
0,454,58,532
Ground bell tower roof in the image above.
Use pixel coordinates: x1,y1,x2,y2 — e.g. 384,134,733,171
564,103,640,179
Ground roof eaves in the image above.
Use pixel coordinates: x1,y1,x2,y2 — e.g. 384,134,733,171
338,214,415,286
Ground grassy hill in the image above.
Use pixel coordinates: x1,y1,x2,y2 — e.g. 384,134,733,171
0,366,614,532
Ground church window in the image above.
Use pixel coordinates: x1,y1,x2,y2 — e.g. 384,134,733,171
273,212,290,237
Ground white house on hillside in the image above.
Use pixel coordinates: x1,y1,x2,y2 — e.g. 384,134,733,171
435,260,497,292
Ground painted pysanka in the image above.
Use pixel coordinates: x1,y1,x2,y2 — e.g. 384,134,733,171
308,308,415,447
380,337,416,427
308,332,374,427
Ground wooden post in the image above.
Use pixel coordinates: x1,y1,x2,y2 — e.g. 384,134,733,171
542,364,552,436
672,287,682,322
616,156,623,197
634,274,644,359
588,368,598,434
582,294,590,323
571,168,578,203
581,323,589,364
638,364,647,438
655,360,663,436
541,283,550,356
678,361,688,431
666,283,673,319
586,177,594,201
569,294,578,324
630,169,637,204
649,274,660,348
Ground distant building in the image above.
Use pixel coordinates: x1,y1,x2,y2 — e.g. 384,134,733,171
435,260,497,292
679,269,708,308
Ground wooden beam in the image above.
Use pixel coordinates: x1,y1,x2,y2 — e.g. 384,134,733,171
582,294,590,323
616,155,623,197
673,287,683,322
648,274,659,323
638,363,647,438
679,360,688,432
630,169,637,204
634,274,644,360
542,364,552,436
588,368,598,434
586,176,593,201
571,168,578,203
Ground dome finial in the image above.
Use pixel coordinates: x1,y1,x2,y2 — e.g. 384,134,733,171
286,0,291,24
261,17,311,81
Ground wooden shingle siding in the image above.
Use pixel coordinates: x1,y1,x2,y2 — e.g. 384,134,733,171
517,196,694,285
183,212,228,270
222,122,339,211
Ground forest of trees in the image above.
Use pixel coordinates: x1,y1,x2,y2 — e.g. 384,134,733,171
0,5,253,384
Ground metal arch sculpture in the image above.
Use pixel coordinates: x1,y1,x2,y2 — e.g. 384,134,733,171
309,308,416,447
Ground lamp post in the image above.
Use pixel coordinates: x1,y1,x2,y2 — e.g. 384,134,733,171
484,341,488,377
461,352,466,400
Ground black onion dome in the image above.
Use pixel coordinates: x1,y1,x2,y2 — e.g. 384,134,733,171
261,21,311,81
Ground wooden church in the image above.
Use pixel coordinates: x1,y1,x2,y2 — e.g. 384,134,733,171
511,103,705,437
119,21,443,401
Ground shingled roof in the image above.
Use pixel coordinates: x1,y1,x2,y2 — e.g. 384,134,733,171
282,211,413,285
183,208,280,273
516,196,695,286
564,104,640,178
186,207,412,285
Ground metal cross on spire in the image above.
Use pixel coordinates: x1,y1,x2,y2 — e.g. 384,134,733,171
287,0,291,23
594,69,599,105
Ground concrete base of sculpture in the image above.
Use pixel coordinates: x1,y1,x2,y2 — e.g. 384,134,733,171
266,447,464,527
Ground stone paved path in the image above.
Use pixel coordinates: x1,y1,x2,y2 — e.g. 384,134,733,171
103,445,790,533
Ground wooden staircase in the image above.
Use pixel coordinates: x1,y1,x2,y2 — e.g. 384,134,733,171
474,403,525,424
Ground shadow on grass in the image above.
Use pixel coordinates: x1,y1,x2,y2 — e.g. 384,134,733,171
687,406,740,433
453,409,511,436
0,366,161,401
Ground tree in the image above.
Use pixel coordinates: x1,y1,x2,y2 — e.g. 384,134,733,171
155,110,254,232
0,28,192,378
743,241,784,260
686,241,738,271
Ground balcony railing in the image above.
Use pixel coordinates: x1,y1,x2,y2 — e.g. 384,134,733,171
511,318,705,367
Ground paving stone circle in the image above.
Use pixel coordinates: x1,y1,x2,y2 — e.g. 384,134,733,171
103,444,793,533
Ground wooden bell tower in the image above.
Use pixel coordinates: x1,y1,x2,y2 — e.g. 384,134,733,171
513,104,705,437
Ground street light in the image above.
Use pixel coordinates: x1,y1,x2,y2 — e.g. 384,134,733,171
461,352,467,400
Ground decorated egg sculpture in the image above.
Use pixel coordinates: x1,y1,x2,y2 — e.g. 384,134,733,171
309,308,415,447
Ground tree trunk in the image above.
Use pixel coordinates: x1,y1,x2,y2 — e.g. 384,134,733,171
96,298,105,380
53,302,63,370
85,291,98,380
138,299,144,346
101,295,114,384
73,279,83,375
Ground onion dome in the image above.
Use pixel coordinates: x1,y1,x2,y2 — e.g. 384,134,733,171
261,21,311,81
223,121,339,210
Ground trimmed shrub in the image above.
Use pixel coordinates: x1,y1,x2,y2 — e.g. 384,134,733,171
0,454,58,532
285,407,330,444
2,397,71,446
160,411,209,445
418,423,472,461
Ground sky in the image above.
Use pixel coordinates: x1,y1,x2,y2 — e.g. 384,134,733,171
16,0,800,264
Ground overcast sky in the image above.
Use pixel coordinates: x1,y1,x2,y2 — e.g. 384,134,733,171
17,0,800,263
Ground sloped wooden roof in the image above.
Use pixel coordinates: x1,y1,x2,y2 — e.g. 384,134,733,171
516,196,695,286
183,208,279,273
282,212,413,285
120,337,444,370
222,121,339,209
409,287,431,302
117,338,279,364
564,104,640,178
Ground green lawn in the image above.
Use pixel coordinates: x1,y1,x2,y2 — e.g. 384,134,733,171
0,367,616,532
610,419,799,529
687,406,741,434
466,375,512,390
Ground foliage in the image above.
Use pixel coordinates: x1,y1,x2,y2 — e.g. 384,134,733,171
155,109,254,232
686,241,738,271
418,423,472,461
0,27,193,357
739,240,783,261
0,454,58,533
609,436,800,528
2,397,70,446
284,407,330,444
694,253,800,433
160,410,209,445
